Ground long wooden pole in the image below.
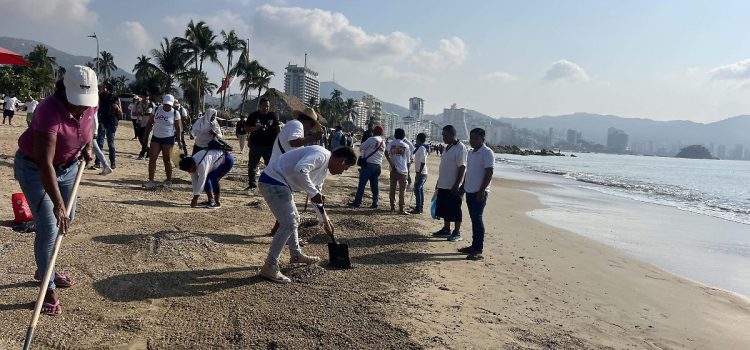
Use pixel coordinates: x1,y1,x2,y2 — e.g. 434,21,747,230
23,161,85,350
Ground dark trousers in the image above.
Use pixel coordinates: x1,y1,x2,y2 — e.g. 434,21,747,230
466,192,489,253
352,162,381,206
96,126,117,167
138,125,149,158
247,145,273,186
131,119,139,138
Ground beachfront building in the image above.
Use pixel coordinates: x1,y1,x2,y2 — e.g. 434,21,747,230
352,100,368,130
606,127,629,152
443,103,470,141
409,97,424,122
284,63,320,107
429,121,442,141
382,112,399,137
363,94,383,126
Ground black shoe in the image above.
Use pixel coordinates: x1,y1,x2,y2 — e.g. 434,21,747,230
466,252,484,261
409,209,422,214
447,234,463,242
458,246,474,254
347,202,361,208
245,184,257,191
432,228,451,237
369,203,378,209
208,201,221,209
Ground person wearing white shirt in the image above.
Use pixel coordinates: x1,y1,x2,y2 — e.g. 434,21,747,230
402,137,415,188
4,94,18,125
143,94,182,189
179,149,235,209
258,146,357,284
348,125,386,208
385,128,411,214
411,133,429,214
191,108,223,155
458,128,495,261
135,95,156,159
24,97,39,126
128,97,139,139
270,107,323,163
433,125,468,242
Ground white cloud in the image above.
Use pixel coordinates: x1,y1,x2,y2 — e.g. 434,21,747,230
479,71,517,83
0,0,96,25
118,21,152,52
543,59,589,82
413,37,467,71
164,10,251,40
380,66,436,84
708,59,750,81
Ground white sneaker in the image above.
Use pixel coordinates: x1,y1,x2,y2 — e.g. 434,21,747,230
100,167,113,176
259,263,291,284
289,254,321,265
143,181,157,190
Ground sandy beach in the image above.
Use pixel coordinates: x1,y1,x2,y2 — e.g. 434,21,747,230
0,122,749,349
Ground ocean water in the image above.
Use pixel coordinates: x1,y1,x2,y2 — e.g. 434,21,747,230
497,153,750,225
493,152,750,297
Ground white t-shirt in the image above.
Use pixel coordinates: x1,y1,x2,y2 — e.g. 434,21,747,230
436,141,468,190
464,145,495,193
25,100,39,114
386,139,410,175
270,119,305,163
190,149,229,195
263,145,331,198
191,116,222,147
359,135,385,165
413,144,428,175
128,103,137,120
4,96,18,111
152,106,181,138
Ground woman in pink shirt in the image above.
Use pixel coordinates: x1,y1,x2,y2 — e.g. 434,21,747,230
14,65,98,317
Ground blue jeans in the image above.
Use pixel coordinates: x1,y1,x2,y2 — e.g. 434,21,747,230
413,173,427,212
466,192,489,253
14,152,79,290
96,126,117,167
92,136,110,169
259,183,302,265
352,162,381,206
205,153,235,197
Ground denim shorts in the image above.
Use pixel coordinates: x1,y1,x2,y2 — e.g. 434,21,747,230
151,135,175,145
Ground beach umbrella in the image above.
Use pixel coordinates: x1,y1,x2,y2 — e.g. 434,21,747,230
0,47,30,65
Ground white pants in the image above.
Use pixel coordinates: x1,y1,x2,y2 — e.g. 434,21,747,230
238,134,247,153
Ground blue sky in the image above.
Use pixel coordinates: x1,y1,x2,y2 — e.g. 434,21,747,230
2,0,750,122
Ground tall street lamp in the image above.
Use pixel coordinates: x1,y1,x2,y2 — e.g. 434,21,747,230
87,33,99,78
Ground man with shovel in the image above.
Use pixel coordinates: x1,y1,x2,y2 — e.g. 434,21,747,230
258,145,357,283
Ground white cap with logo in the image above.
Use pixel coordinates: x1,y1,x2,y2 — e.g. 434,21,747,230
63,65,98,107
162,94,175,106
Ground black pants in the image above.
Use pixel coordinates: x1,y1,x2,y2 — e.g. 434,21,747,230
247,145,273,186
131,119,139,138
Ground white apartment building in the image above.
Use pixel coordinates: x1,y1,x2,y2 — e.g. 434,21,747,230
284,64,320,106
443,103,470,140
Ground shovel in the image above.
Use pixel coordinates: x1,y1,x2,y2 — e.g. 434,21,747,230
312,202,351,269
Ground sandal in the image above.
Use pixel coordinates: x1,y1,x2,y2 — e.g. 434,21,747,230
41,299,62,317
33,271,76,288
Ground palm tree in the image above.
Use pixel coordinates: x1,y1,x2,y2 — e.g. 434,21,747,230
251,67,274,103
344,98,359,122
24,45,57,96
179,68,217,110
179,20,224,109
95,51,118,80
132,55,156,81
150,37,189,94
219,29,246,109
25,45,57,72
233,51,262,113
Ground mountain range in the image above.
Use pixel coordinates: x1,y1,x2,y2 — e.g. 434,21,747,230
0,36,134,81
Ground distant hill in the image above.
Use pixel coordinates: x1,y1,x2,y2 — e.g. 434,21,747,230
320,81,409,116
0,36,134,81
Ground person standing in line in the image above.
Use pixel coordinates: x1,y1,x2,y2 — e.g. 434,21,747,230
348,125,385,208
245,97,280,190
458,128,495,260
191,108,222,155
90,111,113,175
95,82,121,169
402,137,415,188
236,115,248,154
329,125,345,150
432,125,467,242
174,100,190,155
4,93,18,125
179,148,234,209
14,65,98,316
128,96,139,139
24,96,39,126
411,133,429,214
143,94,182,189
258,146,357,283
136,95,155,160
385,128,411,215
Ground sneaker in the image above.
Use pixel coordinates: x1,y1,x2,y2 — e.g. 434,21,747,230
143,181,157,190
432,228,451,237
88,165,99,170
398,210,410,216
347,202,361,208
409,209,422,214
448,233,463,242
289,253,321,265
137,156,145,160
111,164,116,169
245,184,257,191
369,203,378,209
259,263,291,284
198,200,211,206
458,246,475,254
466,252,484,261
100,167,113,176
163,180,172,188
208,201,221,209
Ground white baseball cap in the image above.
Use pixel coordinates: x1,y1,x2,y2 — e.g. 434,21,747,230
162,94,175,106
63,65,98,107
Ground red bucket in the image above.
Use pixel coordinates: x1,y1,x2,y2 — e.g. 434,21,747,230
12,193,33,224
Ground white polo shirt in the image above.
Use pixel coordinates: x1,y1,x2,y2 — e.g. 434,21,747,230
270,119,305,163
464,144,495,193
413,144,428,175
436,141,468,190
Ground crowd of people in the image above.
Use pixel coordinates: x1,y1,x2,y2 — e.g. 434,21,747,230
12,65,494,315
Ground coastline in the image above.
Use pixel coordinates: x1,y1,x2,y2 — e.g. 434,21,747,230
396,157,750,349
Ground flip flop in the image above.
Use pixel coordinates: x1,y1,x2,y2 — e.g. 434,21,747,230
33,271,76,288
41,299,62,317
